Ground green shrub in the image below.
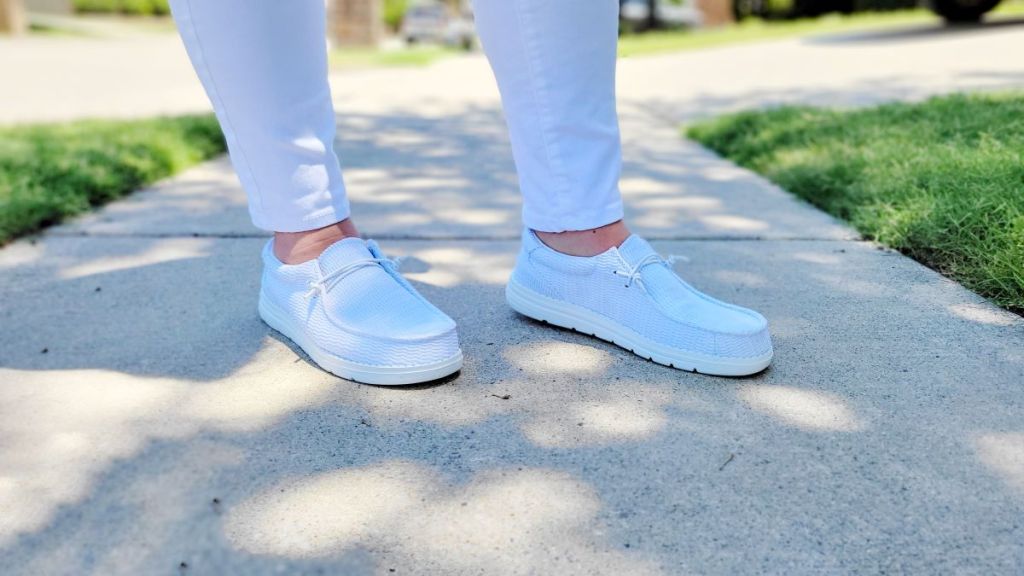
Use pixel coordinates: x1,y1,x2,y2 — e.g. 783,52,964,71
72,0,170,16
383,0,408,32
0,115,225,245
73,0,118,13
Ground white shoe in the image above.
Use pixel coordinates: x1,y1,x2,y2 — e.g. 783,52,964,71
258,237,463,385
506,230,773,376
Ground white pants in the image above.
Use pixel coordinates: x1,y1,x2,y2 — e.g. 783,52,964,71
169,0,624,233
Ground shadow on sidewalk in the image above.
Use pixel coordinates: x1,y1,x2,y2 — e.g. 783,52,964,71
1,99,1023,573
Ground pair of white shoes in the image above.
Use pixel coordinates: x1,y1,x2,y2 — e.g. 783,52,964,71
258,230,773,385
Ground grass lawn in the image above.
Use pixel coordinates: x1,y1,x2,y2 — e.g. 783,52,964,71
618,0,1024,58
330,45,462,69
0,115,225,245
687,92,1024,313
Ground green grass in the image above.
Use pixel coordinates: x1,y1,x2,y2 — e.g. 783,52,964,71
28,22,90,36
687,93,1024,313
73,0,170,16
330,45,460,69
618,0,1024,58
0,115,225,245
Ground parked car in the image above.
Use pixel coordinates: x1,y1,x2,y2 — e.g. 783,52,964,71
401,2,476,50
620,0,703,30
732,0,1003,23
928,0,1003,22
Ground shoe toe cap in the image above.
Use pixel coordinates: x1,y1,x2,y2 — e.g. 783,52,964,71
353,317,461,368
392,323,462,366
316,305,461,368
709,306,772,358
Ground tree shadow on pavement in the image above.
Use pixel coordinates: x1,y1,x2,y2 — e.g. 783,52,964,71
1,90,1024,573
2,232,1023,574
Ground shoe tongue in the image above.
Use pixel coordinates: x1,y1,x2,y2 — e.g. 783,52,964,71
616,235,695,318
616,234,677,297
615,235,658,266
317,237,374,271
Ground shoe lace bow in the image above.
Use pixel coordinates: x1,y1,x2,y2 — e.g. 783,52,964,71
613,253,688,288
304,255,404,299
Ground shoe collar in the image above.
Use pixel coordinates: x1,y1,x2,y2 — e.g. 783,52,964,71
317,237,374,272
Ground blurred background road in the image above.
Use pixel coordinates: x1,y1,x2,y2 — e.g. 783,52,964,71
2,3,1024,124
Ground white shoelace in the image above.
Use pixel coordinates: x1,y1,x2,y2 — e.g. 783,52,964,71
613,253,688,288
304,256,403,299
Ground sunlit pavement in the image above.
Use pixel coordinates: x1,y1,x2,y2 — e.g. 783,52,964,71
2,20,1024,576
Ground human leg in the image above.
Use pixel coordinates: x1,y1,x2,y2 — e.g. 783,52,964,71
170,0,462,384
474,0,773,375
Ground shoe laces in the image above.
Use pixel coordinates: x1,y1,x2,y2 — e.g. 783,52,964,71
304,255,404,299
613,253,688,288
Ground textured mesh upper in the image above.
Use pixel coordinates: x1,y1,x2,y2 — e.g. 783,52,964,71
511,230,772,359
261,239,460,367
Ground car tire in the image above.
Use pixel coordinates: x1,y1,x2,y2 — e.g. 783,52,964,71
929,0,1002,23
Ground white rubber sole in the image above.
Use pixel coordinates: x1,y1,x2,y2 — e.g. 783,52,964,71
506,279,772,377
258,293,463,386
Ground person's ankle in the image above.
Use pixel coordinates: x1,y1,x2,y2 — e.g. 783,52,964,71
533,220,630,257
273,219,360,264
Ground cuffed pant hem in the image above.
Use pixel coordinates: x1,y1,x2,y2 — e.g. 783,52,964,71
250,196,352,233
523,199,624,234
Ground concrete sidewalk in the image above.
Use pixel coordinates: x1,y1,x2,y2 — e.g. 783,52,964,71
2,22,1024,575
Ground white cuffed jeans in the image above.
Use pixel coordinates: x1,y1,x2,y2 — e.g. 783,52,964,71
169,0,624,233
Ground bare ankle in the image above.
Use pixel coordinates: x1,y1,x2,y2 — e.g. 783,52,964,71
273,219,360,264
534,220,630,257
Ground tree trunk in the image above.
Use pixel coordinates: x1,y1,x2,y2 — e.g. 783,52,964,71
697,0,735,27
0,0,27,35
328,0,382,47
645,0,659,30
